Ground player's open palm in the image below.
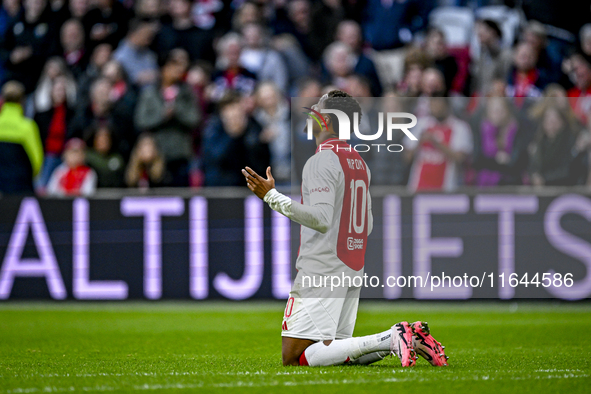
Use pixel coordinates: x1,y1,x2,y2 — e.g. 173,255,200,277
242,166,275,200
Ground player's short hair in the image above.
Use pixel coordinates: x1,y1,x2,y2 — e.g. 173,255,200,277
323,90,362,136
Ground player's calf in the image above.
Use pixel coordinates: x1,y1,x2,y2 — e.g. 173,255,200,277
295,322,417,367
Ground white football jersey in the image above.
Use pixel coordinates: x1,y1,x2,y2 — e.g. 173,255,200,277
295,138,373,279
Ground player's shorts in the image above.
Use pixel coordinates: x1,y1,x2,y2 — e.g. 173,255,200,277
281,279,361,342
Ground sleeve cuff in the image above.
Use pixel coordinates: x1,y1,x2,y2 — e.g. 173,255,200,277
263,188,279,203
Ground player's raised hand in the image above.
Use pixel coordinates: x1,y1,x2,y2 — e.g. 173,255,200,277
242,166,275,200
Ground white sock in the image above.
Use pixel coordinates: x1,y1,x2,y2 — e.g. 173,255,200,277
303,329,392,366
349,351,389,365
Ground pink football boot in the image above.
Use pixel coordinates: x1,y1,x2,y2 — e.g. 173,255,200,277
390,322,418,367
411,321,448,366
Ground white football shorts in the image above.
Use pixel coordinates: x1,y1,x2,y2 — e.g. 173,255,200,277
281,280,361,341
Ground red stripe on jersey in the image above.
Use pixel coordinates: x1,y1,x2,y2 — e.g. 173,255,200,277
321,140,369,271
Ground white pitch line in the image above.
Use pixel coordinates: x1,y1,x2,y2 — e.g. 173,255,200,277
4,371,589,393
2,368,585,380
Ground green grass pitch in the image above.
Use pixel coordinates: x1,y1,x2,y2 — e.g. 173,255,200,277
0,301,590,393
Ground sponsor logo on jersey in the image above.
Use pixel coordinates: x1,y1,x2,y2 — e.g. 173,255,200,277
347,237,364,250
310,186,330,194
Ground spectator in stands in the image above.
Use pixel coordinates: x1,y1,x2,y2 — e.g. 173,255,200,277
33,57,77,114
421,67,446,97
0,81,43,194
60,18,88,79
542,85,589,186
231,1,263,33
580,24,591,57
398,47,431,97
193,0,227,31
186,60,213,133
210,33,257,101
69,77,111,138
362,0,424,51
69,76,136,160
489,78,508,98
100,60,138,156
187,60,212,105
68,0,89,20
0,0,18,79
77,43,112,107
253,82,290,183
47,137,96,196
322,41,355,93
346,74,372,98
521,21,562,84
0,0,59,93
34,76,75,191
271,33,311,94
566,52,591,124
0,0,21,44
411,67,446,117
202,92,270,186
367,90,408,186
403,96,473,192
135,54,200,186
273,0,315,62
472,98,530,186
471,19,512,96
528,100,579,186
530,84,581,133
424,28,457,95
0,0,19,86
125,133,165,188
297,77,322,98
82,0,132,51
85,123,125,187
153,0,215,64
240,23,289,93
134,0,162,24
232,1,265,32
307,0,344,62
167,48,190,76
506,42,548,105
521,0,591,41
335,20,382,96
112,19,159,88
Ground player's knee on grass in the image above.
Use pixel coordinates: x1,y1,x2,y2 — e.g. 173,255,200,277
281,337,317,366
281,351,300,366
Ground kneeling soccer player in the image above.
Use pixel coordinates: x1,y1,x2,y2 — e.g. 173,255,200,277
242,90,448,367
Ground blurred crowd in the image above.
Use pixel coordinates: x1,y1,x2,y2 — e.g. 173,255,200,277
0,0,590,195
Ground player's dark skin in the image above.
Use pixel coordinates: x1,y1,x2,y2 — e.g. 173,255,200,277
242,101,339,366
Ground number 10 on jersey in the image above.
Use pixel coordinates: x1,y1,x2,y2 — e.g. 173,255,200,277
348,179,367,234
